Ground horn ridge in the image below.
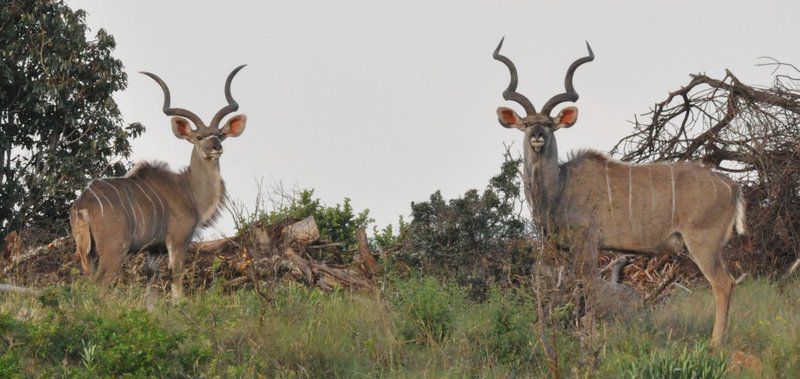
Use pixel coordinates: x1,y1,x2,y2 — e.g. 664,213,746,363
209,64,247,129
493,38,537,116
540,42,594,115
140,71,207,129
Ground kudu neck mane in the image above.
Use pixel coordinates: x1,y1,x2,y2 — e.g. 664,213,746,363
182,146,225,226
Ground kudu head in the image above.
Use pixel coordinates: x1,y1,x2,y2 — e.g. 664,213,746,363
493,38,593,161
141,65,248,160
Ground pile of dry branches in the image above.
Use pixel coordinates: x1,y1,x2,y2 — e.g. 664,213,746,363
611,59,800,275
0,217,379,294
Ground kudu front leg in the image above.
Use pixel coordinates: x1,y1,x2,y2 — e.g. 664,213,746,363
166,241,187,301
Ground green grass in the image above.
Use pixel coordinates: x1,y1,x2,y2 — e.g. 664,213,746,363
0,277,797,377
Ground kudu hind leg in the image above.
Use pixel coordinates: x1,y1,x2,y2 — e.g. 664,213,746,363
144,252,162,309
94,247,124,288
70,210,94,276
685,237,734,348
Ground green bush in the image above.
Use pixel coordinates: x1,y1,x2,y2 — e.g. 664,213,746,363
0,314,25,377
239,188,372,250
0,286,210,377
483,289,538,366
391,277,465,344
372,215,410,249
625,343,727,379
398,156,531,287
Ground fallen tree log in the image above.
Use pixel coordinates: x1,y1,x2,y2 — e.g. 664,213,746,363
283,217,321,247
187,216,376,292
0,283,39,296
354,228,380,277
3,236,71,275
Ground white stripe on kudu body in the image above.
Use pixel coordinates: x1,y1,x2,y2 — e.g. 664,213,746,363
714,172,732,201
122,180,147,237
710,171,718,199
92,181,116,214
86,187,105,217
97,180,130,221
669,165,676,226
120,182,141,239
131,180,158,236
628,165,633,222
605,161,613,205
140,179,166,237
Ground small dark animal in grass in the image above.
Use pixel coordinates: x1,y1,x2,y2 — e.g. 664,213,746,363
70,66,248,300
492,38,745,348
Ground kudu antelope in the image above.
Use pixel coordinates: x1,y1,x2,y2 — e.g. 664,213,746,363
70,66,248,299
492,39,745,347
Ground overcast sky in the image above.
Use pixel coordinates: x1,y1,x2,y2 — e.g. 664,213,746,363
68,0,800,238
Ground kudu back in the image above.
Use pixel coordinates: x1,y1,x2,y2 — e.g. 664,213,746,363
70,66,248,300
492,39,745,347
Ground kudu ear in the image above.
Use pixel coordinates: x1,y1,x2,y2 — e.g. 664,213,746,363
171,116,194,139
554,106,578,130
221,114,247,138
496,107,524,130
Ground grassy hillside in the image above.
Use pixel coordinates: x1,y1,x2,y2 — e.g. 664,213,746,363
0,277,797,377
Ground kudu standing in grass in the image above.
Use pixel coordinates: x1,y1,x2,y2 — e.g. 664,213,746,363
492,39,745,347
70,66,248,300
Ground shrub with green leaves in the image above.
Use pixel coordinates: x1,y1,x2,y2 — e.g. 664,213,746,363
398,156,530,285
483,289,538,366
372,215,410,249
625,343,727,379
0,285,209,377
390,277,465,344
239,188,372,249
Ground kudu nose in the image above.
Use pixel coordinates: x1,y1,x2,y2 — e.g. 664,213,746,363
211,139,222,152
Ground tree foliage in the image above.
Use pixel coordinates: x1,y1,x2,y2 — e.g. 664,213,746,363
398,155,530,285
0,0,143,238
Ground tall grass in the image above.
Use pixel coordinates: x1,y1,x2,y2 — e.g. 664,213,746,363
0,277,797,377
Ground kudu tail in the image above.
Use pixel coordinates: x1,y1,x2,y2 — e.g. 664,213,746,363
70,208,95,275
734,195,746,235
733,189,753,252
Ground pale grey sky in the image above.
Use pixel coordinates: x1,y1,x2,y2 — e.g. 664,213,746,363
68,0,800,238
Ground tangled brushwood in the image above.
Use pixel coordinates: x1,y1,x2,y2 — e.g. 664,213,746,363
1,216,378,295
611,60,800,275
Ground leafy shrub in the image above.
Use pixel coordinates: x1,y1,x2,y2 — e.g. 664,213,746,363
397,156,531,286
625,343,727,379
483,289,538,366
373,216,410,249
0,314,25,377
391,277,465,343
0,286,210,377
238,188,372,249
